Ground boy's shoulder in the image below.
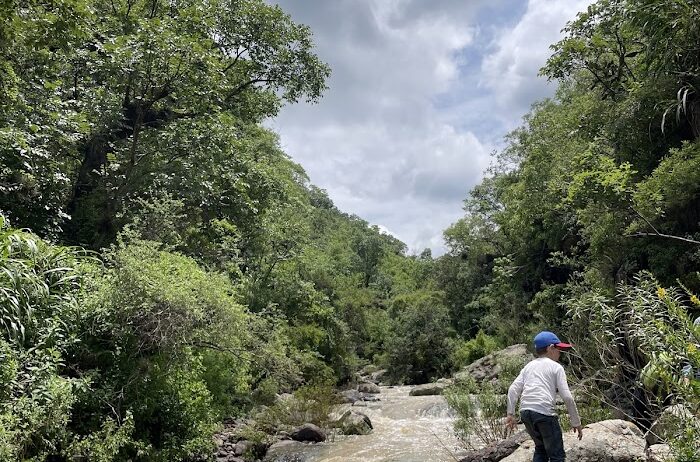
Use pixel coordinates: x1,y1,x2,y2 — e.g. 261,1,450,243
523,357,564,372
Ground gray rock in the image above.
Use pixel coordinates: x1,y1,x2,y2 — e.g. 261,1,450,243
501,419,645,462
333,409,373,435
263,440,308,462
646,444,673,462
369,369,388,384
338,389,362,403
233,440,252,456
455,344,530,386
409,382,449,396
357,382,381,394
645,404,699,446
359,364,379,375
290,423,326,443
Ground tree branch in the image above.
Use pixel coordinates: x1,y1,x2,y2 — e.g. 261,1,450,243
627,232,700,245
224,78,275,103
628,208,700,245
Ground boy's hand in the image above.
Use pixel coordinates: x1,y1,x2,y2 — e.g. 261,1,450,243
572,425,583,440
505,415,517,431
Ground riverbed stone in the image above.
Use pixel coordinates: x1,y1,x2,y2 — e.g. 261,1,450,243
233,440,252,456
645,404,699,446
369,369,388,384
501,419,645,462
358,382,381,394
263,440,308,462
338,389,362,403
290,423,326,443
409,382,449,396
334,409,373,435
647,444,673,462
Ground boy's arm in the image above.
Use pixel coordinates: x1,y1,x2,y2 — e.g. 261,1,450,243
506,369,525,417
556,367,581,428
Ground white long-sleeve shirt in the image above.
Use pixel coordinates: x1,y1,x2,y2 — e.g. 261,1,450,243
507,357,581,427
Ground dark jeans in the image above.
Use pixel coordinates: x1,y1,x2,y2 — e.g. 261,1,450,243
520,409,565,462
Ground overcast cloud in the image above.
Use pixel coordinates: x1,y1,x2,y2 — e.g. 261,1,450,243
267,0,594,255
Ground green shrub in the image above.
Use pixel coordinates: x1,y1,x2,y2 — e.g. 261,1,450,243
0,220,91,460
566,272,700,460
73,241,253,460
492,355,529,394
65,414,140,462
450,330,499,369
445,383,509,450
559,397,613,431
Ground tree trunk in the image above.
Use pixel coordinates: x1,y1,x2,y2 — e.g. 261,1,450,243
63,133,115,247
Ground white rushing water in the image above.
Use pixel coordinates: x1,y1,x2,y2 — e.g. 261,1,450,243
267,385,469,462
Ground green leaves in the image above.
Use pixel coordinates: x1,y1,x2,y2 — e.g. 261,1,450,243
0,218,84,346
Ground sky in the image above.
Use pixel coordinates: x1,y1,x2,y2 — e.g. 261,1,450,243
266,0,594,255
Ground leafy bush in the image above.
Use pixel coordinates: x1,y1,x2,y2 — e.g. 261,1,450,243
0,219,91,460
450,330,499,369
566,272,700,459
72,241,253,460
445,383,509,449
558,396,612,432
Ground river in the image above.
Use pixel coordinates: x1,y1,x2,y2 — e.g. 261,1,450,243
265,385,469,462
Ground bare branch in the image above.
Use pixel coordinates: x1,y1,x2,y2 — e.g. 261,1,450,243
627,232,700,245
629,208,700,245
224,78,275,103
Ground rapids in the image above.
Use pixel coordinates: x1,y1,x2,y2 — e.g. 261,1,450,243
266,385,469,462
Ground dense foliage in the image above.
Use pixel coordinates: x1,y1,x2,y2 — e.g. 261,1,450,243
3,0,700,460
0,1,451,459
438,0,700,457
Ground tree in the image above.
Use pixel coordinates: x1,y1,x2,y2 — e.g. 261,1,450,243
0,0,330,245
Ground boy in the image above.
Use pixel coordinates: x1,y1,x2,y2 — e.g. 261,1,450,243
505,331,583,462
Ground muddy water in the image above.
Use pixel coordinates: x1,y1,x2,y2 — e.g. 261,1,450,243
267,385,468,462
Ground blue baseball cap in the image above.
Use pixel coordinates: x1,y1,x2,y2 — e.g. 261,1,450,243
534,331,572,350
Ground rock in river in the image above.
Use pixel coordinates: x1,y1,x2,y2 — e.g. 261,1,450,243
409,382,449,396
290,423,326,443
334,409,373,435
358,382,381,394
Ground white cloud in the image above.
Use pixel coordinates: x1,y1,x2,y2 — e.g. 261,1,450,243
481,0,594,119
268,0,592,255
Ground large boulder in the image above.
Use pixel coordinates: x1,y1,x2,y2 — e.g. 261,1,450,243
357,382,381,394
501,419,646,462
645,404,699,446
409,382,449,396
233,440,253,456
289,423,326,443
338,389,362,404
369,369,388,384
263,440,308,462
646,444,673,462
455,344,530,386
333,409,373,435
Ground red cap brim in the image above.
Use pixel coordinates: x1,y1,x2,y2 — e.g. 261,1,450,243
555,342,572,349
